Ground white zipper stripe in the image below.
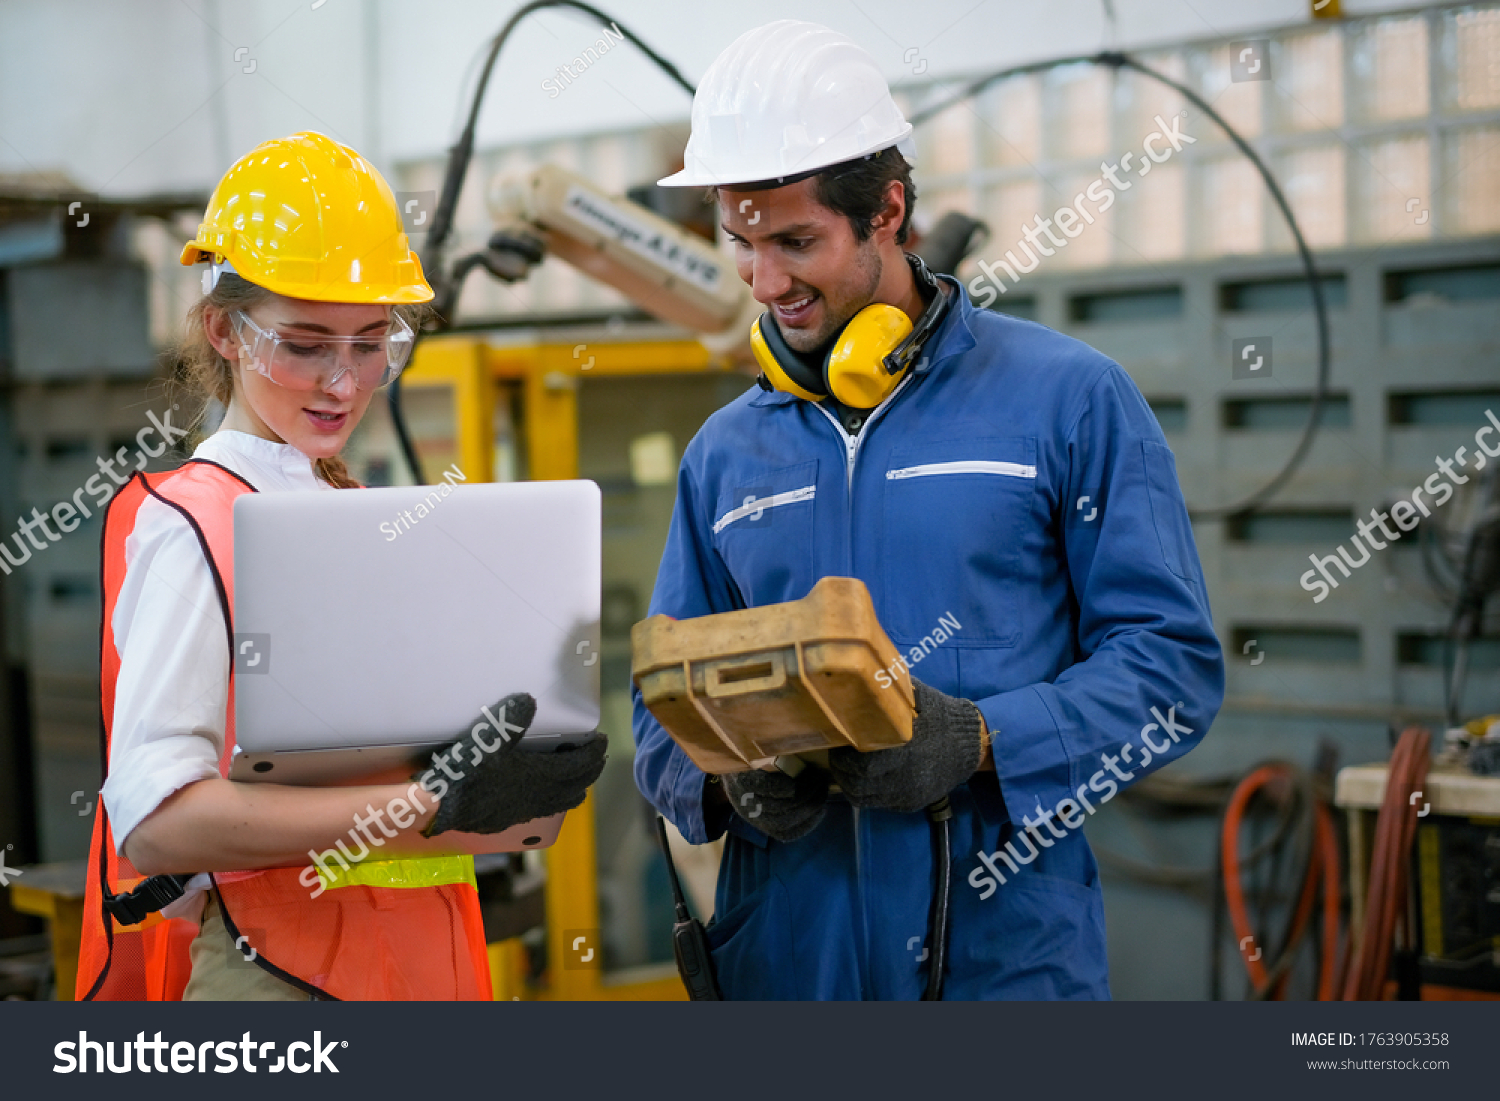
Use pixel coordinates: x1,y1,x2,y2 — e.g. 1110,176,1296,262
812,372,918,493
886,460,1037,481
712,485,816,534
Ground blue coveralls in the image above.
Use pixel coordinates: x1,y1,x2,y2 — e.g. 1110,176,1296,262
632,278,1225,999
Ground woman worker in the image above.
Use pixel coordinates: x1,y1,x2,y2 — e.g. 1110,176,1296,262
76,132,606,1001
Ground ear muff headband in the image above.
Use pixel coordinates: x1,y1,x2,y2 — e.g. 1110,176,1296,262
751,314,827,402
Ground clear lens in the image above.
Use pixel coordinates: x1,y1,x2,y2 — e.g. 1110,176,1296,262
234,311,413,391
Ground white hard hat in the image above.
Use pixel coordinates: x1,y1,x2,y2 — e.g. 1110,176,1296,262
658,20,915,189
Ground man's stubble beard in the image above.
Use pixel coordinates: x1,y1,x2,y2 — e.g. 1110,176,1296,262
782,241,884,354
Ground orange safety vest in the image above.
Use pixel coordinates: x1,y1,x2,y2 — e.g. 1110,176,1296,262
77,459,493,1001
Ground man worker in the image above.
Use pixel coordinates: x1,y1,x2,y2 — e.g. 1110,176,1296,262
632,20,1224,999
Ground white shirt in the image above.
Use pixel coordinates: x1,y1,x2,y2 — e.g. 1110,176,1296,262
102,431,332,873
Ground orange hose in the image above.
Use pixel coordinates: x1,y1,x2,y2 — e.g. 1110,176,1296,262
1221,764,1286,993
1222,763,1343,1000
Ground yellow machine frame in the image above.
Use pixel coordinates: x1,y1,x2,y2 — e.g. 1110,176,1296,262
404,331,735,1001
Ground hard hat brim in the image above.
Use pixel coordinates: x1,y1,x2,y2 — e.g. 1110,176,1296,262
657,133,917,189
179,242,219,266
178,237,434,304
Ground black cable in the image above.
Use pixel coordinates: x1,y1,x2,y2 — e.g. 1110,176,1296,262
386,375,425,486
653,815,723,1000
401,1,696,484
1444,496,1500,725
1448,623,1473,729
1422,516,1461,602
922,796,954,1001
435,232,548,322
1093,846,1217,891
1260,771,1319,1000
1106,53,1331,520
915,53,1331,520
422,0,695,304
1255,790,1288,944
654,815,694,921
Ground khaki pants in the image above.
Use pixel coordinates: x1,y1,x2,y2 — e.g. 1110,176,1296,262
181,894,312,1001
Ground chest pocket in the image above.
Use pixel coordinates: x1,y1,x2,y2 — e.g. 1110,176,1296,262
879,437,1038,646
710,460,818,607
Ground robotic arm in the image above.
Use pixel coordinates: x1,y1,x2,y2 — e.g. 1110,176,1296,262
435,164,760,355
437,162,988,358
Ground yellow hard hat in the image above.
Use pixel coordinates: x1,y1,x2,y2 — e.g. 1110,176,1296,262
179,131,432,304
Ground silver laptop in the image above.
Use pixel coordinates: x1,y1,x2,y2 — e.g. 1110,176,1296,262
227,479,601,851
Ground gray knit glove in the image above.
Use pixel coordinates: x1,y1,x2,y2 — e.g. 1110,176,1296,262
723,765,829,842
826,679,985,813
417,692,607,836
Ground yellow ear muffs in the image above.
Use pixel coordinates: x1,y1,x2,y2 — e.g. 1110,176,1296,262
752,289,933,408
750,314,826,402
825,303,914,408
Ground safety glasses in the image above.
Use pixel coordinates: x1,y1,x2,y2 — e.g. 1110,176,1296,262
231,310,415,392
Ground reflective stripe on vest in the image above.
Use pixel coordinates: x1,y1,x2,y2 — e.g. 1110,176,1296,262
310,855,478,895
